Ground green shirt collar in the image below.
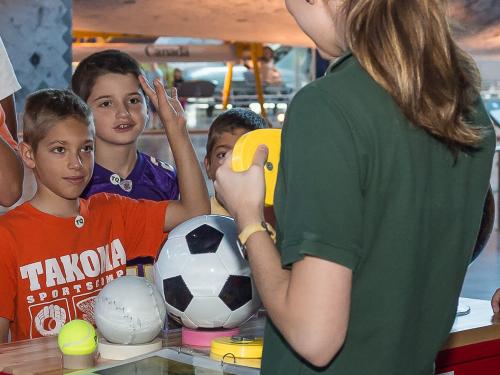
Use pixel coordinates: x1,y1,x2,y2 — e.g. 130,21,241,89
326,50,353,75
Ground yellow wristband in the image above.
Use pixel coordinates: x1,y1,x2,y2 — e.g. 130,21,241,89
238,221,275,246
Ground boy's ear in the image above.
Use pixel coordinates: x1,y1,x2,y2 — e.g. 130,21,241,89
19,142,36,169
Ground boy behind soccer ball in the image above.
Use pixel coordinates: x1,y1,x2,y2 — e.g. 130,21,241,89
204,108,268,215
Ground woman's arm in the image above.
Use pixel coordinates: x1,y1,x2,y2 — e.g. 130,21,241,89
140,76,210,231
215,147,352,367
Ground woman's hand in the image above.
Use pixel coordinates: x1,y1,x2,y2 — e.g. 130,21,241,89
139,75,187,133
214,145,268,230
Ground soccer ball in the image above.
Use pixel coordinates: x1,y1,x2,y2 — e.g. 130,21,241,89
94,276,166,344
153,215,261,329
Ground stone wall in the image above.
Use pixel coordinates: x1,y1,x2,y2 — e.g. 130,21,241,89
0,0,72,114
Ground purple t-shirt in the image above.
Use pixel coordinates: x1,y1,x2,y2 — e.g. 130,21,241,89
81,152,179,201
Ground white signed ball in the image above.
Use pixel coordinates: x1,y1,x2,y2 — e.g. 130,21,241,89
95,276,166,345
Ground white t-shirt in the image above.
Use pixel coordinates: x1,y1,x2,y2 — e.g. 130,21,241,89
0,36,21,101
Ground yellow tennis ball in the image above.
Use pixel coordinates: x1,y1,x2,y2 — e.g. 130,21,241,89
58,319,97,356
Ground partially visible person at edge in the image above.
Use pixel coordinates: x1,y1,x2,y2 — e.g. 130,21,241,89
214,0,495,374
0,35,23,207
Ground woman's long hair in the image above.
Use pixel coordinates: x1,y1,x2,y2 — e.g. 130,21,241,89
341,0,482,152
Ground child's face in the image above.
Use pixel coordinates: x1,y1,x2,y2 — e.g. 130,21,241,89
204,127,248,181
87,73,148,147
26,118,94,200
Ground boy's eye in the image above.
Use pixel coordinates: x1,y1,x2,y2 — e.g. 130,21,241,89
82,145,94,152
129,97,142,104
216,152,227,160
99,100,112,108
51,147,65,154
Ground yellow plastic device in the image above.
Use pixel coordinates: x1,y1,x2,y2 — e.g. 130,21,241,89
231,129,282,206
210,336,263,368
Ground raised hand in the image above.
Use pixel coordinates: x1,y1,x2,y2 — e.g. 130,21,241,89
138,76,210,229
139,75,186,132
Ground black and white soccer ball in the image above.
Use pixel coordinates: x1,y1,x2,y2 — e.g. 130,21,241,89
153,215,261,329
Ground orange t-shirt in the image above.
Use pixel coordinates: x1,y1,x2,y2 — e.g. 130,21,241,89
0,193,168,341
0,104,17,150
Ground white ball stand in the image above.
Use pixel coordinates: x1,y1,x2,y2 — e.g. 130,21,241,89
62,352,96,369
97,337,162,360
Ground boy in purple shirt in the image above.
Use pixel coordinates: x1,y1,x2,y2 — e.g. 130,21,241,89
73,50,180,275
72,50,179,201
81,151,178,200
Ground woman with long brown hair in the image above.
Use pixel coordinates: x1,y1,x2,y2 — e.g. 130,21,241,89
215,0,495,374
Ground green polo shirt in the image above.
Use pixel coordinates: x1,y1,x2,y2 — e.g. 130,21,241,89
264,53,495,374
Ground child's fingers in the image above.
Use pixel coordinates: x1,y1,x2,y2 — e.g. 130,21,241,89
169,89,185,114
171,87,178,100
153,79,176,114
139,75,156,100
153,79,168,101
163,87,182,113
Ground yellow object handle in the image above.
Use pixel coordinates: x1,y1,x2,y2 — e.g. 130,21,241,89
232,129,282,206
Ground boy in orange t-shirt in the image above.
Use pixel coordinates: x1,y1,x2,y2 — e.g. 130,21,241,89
0,83,209,342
